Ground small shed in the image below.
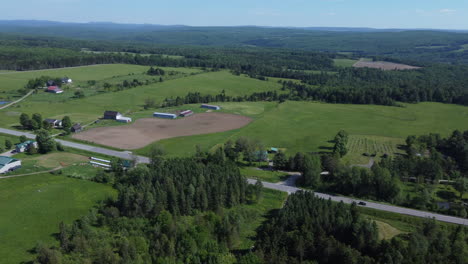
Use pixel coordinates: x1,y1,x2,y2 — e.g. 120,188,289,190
180,110,194,117
201,104,221,110
269,147,279,153
153,112,177,119
61,77,73,84
71,123,83,133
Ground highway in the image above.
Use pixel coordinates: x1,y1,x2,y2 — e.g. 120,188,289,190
0,126,466,226
247,179,468,226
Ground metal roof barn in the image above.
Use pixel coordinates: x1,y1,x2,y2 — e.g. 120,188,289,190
153,112,177,119
201,104,221,110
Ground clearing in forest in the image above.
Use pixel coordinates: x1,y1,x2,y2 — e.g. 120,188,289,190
353,60,420,70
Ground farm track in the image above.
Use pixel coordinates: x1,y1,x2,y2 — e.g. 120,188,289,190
0,127,466,226
0,90,34,110
0,166,63,179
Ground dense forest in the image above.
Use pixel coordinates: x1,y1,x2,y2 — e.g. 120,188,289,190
2,21,468,64
34,151,266,263
255,192,468,264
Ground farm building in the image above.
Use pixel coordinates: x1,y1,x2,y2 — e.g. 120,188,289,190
180,110,194,117
117,117,132,123
103,111,123,120
45,119,62,128
15,140,37,153
154,112,177,119
201,104,221,110
61,77,73,84
71,123,83,133
46,86,63,94
0,156,21,174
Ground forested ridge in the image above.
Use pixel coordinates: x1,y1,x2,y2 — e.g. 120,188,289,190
255,192,468,264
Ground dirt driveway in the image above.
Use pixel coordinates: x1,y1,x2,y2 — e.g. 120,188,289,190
73,113,252,149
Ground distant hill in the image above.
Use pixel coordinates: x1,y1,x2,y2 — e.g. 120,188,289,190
1,20,468,64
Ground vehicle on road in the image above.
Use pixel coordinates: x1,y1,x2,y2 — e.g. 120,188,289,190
358,201,366,206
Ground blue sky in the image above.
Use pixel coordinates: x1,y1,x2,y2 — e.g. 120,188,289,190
3,0,468,29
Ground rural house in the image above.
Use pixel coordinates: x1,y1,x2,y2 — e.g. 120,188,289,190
103,111,122,120
180,110,194,117
201,104,221,110
0,156,21,174
154,112,177,119
46,80,56,87
45,118,62,128
117,116,132,123
71,123,83,133
15,140,38,153
46,86,63,94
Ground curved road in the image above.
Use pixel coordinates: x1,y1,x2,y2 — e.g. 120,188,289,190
0,127,466,226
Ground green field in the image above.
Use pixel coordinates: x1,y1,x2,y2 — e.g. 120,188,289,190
0,174,116,263
137,101,468,164
233,188,288,249
342,135,405,165
240,167,289,183
333,58,358,67
0,65,282,127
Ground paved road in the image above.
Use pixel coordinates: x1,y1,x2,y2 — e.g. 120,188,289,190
0,127,466,226
0,128,150,163
247,178,468,226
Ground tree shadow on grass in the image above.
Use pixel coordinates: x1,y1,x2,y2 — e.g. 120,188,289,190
436,190,457,201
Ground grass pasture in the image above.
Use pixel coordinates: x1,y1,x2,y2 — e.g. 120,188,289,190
333,58,358,67
137,101,468,164
240,167,289,183
0,67,282,127
0,174,116,263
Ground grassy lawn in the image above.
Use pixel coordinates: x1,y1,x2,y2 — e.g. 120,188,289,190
137,101,468,163
374,220,405,240
0,174,116,263
240,167,289,183
333,58,358,67
232,188,288,250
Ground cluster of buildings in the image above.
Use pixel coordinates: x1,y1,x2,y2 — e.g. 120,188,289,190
45,77,72,94
152,104,221,120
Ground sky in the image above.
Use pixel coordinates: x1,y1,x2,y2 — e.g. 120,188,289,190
2,0,468,29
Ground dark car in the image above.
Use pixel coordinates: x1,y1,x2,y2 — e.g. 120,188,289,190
358,201,366,206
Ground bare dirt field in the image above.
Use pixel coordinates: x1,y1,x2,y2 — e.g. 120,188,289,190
353,61,421,70
72,113,252,149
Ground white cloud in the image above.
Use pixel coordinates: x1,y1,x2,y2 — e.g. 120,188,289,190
439,9,456,14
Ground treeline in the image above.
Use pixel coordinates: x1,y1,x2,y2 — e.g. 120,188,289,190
279,66,468,106
255,191,468,264
34,151,265,263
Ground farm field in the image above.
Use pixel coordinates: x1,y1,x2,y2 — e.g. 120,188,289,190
240,167,290,183
0,66,282,127
73,113,252,149
353,60,421,70
333,58,358,67
136,101,468,164
0,174,116,264
342,135,405,165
